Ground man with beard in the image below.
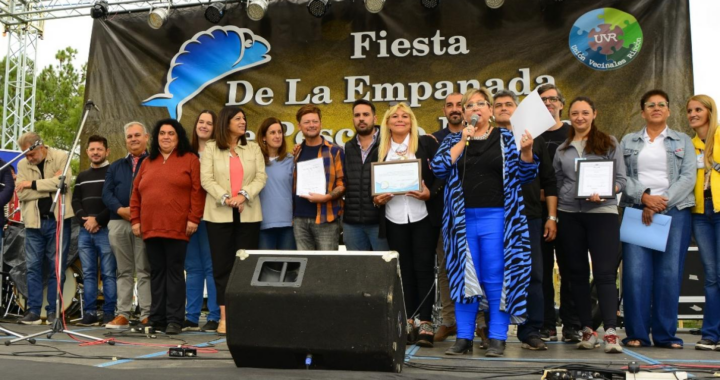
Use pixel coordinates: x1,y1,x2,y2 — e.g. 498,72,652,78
72,135,117,326
293,105,345,250
342,99,388,251
536,83,582,343
493,90,557,351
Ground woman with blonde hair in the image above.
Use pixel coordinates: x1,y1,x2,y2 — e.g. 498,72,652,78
431,87,536,357
688,94,720,351
372,102,442,348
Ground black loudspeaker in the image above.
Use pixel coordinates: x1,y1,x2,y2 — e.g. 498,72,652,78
225,251,407,372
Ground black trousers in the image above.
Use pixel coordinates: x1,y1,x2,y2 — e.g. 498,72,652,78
557,211,621,329
386,216,439,322
145,237,188,326
517,218,544,341
541,206,580,330
206,208,260,305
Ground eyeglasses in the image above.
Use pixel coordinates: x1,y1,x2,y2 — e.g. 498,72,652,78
644,102,669,109
541,96,561,103
465,101,490,109
495,102,515,108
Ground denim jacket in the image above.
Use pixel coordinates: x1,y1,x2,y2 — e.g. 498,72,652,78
619,127,696,211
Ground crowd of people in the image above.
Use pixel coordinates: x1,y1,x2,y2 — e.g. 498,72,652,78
5,85,719,357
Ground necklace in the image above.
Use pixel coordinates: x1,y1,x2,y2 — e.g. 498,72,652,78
471,127,493,140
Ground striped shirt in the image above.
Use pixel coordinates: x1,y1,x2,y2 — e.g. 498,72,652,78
71,161,111,227
293,139,345,224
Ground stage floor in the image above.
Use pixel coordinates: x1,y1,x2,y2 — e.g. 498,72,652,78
0,318,718,379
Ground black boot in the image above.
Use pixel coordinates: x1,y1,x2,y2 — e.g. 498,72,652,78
485,338,506,357
445,338,474,355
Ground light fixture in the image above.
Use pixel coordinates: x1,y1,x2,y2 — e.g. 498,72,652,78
205,2,226,23
247,0,268,21
148,4,170,29
364,0,385,13
485,0,504,9
307,0,330,18
420,0,439,9
90,0,108,19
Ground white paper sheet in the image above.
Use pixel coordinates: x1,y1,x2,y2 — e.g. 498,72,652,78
295,157,326,196
510,89,557,150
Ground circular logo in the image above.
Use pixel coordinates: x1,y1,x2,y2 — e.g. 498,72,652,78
569,8,643,71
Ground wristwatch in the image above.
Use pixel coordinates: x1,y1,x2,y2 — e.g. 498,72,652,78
238,189,249,200
547,215,559,223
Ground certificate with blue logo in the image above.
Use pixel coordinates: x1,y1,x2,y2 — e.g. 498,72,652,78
371,159,421,196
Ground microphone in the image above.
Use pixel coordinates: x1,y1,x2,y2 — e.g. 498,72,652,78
86,100,100,113
466,114,480,143
29,140,42,151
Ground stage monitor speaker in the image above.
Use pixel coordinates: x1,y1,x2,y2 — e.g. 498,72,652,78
225,250,406,373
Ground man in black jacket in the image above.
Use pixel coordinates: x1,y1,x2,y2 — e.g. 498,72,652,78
342,99,389,251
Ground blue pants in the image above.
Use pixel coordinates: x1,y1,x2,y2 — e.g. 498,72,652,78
341,223,389,251
622,207,691,347
258,226,297,250
78,228,117,316
185,221,220,323
692,201,720,342
456,208,510,341
24,218,71,315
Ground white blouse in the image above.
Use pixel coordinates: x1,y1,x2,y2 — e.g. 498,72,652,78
385,135,428,224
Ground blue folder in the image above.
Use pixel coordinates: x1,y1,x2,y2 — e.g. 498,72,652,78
620,207,672,252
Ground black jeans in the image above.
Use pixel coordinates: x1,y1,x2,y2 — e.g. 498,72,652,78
145,237,188,326
518,218,544,341
206,208,260,305
541,206,580,330
386,216,439,322
557,211,621,329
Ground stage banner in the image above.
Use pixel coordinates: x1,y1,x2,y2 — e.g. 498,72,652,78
84,0,692,162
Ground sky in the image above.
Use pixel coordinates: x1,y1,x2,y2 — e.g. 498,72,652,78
0,0,718,105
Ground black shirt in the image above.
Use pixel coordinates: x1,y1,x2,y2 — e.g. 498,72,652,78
432,127,457,145
458,128,504,208
521,136,557,220
294,144,322,218
31,159,53,217
72,164,111,227
541,122,571,161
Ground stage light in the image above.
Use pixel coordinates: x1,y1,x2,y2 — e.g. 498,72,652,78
247,0,268,21
365,0,385,13
148,6,169,29
307,0,330,18
90,0,108,19
205,2,225,23
485,0,504,8
420,0,439,9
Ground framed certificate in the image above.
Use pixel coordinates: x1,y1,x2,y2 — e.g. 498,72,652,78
371,159,422,196
575,159,616,199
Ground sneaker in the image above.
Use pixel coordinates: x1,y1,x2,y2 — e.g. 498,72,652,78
416,322,434,348
563,326,582,343
182,319,200,331
165,322,182,335
540,327,558,342
102,314,116,326
201,320,219,332
696,339,717,351
19,312,42,325
522,336,548,351
603,330,623,353
485,338,506,357
106,315,130,330
46,312,57,325
76,313,100,327
577,328,599,349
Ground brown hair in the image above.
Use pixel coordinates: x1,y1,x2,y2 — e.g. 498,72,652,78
215,106,247,150
257,117,289,165
191,110,217,152
295,105,322,123
563,97,616,155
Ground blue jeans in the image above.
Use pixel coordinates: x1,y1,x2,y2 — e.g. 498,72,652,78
692,201,720,342
185,221,220,323
258,226,297,250
24,218,71,315
78,228,117,316
456,208,510,341
622,207,691,347
342,222,389,251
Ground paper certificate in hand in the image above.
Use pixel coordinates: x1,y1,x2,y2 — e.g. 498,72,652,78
575,159,616,199
371,159,421,196
296,157,326,196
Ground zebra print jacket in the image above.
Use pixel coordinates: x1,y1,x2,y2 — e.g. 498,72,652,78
430,128,537,323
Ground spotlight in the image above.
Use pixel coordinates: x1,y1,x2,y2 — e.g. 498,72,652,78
90,0,108,19
148,7,169,29
420,0,439,9
247,0,268,21
205,2,225,23
307,0,330,18
364,0,385,13
485,0,504,9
